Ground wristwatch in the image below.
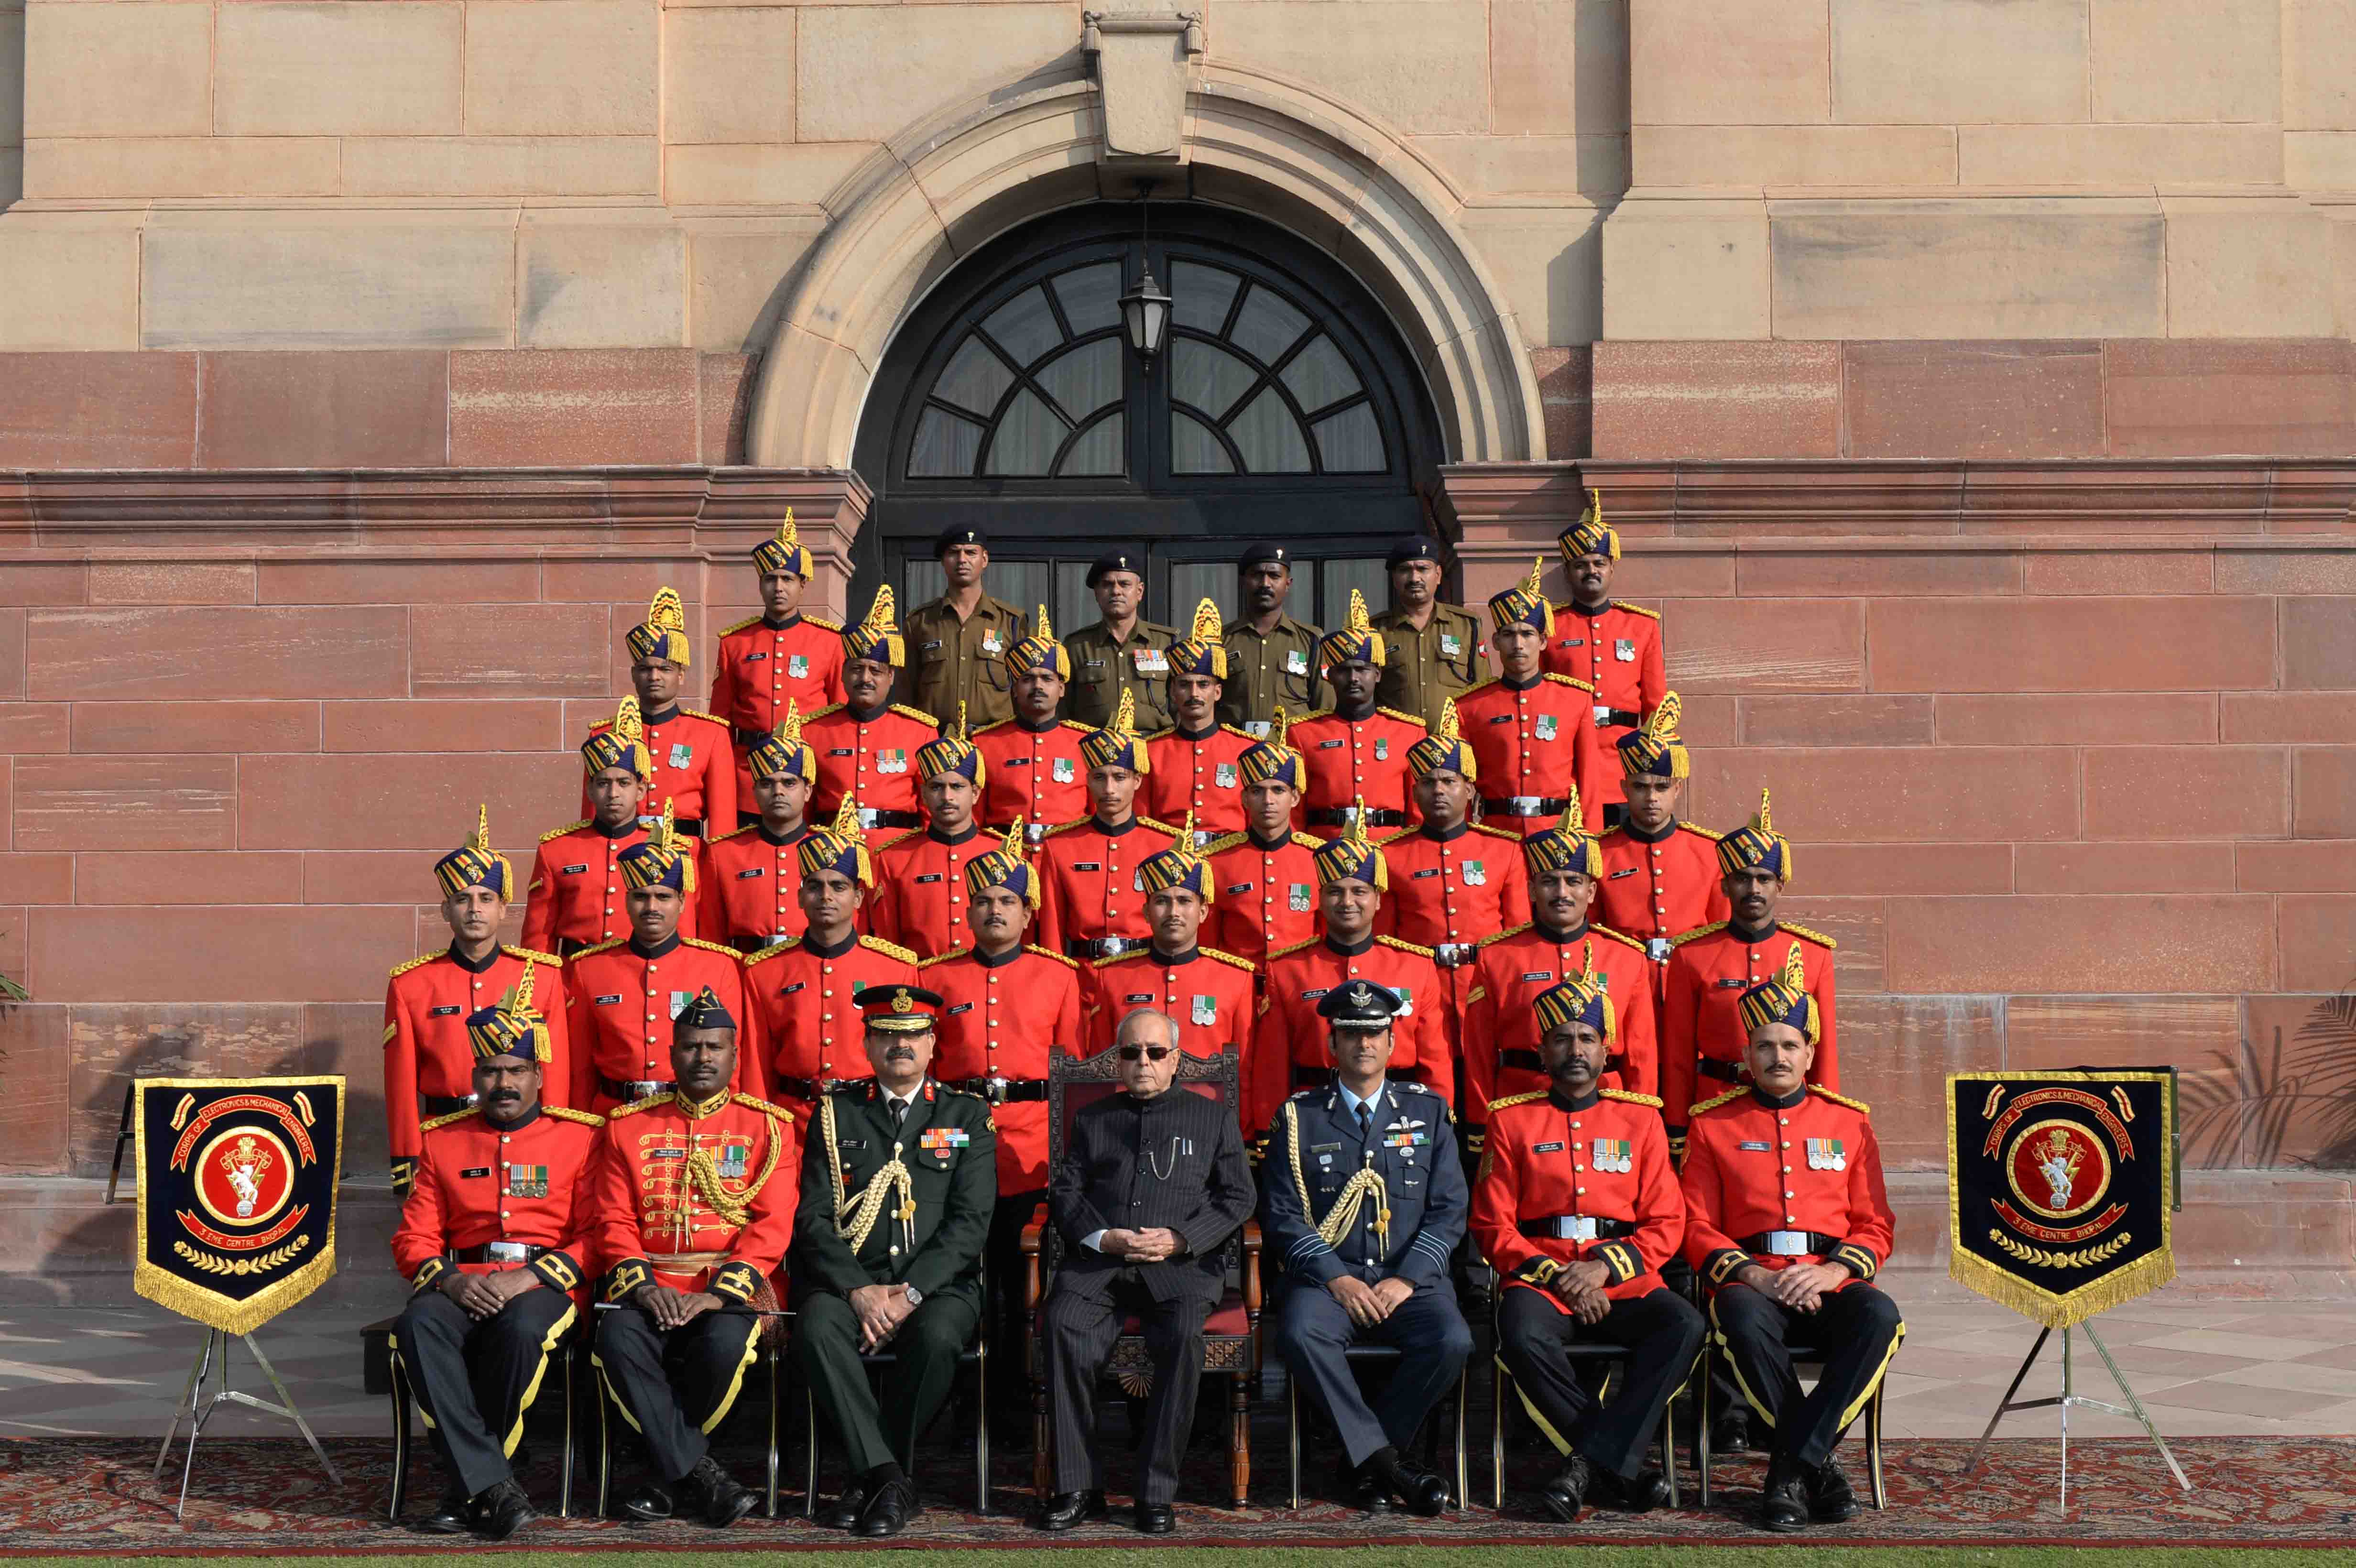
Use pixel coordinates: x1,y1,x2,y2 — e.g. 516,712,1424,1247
903,1285,925,1307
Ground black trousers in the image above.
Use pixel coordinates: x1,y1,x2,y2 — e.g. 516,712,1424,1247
593,1304,765,1483
986,1189,1046,1413
393,1286,577,1499
1712,1281,1905,1470
1496,1286,1703,1480
1275,1281,1473,1469
794,1290,980,1477
1043,1275,1209,1505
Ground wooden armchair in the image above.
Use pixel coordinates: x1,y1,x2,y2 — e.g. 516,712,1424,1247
1021,1047,1264,1509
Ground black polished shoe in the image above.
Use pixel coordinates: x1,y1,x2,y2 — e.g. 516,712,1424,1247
1385,1458,1450,1518
619,1480,675,1523
1537,1453,1593,1524
854,1477,920,1538
1758,1456,1810,1534
1710,1410,1755,1455
819,1479,872,1531
688,1456,757,1528
1807,1457,1860,1523
416,1483,473,1535
1134,1502,1176,1534
1590,1466,1669,1514
1340,1459,1393,1513
1031,1489,1106,1532
474,1479,538,1541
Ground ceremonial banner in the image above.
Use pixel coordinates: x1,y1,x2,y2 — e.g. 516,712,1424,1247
133,1077,344,1335
1948,1070,2173,1328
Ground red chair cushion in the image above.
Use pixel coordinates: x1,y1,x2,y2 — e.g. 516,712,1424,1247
1035,1289,1252,1339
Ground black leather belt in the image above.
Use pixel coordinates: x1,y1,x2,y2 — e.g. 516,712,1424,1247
856,807,922,830
556,937,592,958
599,1074,676,1103
1482,796,1570,817
1700,1059,1751,1084
949,1076,1049,1104
1306,807,1407,828
772,1075,849,1102
1433,942,1477,969
1740,1230,1843,1258
641,817,705,838
728,934,792,956
1067,936,1145,959
1518,1216,1636,1241
1499,1048,1546,1073
1593,708,1640,729
733,727,768,748
1294,1064,1425,1089
451,1242,548,1265
421,1093,477,1116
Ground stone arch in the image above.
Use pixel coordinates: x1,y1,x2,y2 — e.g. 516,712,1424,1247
747,58,1547,470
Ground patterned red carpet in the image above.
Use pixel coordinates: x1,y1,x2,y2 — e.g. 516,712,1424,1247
0,1431,2349,1551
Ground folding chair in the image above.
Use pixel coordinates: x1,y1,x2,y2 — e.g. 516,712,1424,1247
1283,1338,1469,1509
378,1315,586,1521
799,1279,992,1516
1487,1282,1696,1510
1694,1322,1890,1510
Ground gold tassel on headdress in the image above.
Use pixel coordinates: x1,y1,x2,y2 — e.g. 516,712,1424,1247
1189,598,1222,641
1112,687,1136,736
1035,603,1054,642
864,584,898,632
469,804,492,854
777,697,804,749
1644,690,1682,742
1435,696,1462,745
1521,555,1545,599
646,586,687,637
1344,588,1372,636
1269,703,1291,751
1756,786,1774,834
614,695,644,743
775,508,798,551
1775,939,1805,994
829,794,861,838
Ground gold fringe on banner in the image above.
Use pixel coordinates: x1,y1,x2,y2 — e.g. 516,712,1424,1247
1948,1242,2176,1331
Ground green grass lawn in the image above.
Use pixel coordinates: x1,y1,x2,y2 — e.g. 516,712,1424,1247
1,1551,2342,1567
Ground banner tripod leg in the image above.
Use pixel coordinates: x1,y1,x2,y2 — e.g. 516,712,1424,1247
1964,1321,2191,1508
2081,1320,2191,1493
153,1328,217,1480
155,1327,343,1519
240,1331,343,1488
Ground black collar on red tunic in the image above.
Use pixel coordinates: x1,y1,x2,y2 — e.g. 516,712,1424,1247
801,929,858,960
1247,828,1293,851
763,611,803,631
1420,819,1469,842
1146,945,1199,966
1752,1084,1807,1111
628,933,682,961
1174,722,1217,741
1335,701,1376,722
1502,672,1543,692
847,701,889,723
1017,713,1060,734
1091,815,1138,838
1621,816,1679,845
1534,920,1589,946
758,822,810,848
447,942,503,974
593,817,638,839
1566,599,1610,620
974,943,1025,969
1548,1086,1601,1113
1324,934,1375,958
1729,918,1779,945
641,705,681,726
928,823,981,847
483,1102,542,1133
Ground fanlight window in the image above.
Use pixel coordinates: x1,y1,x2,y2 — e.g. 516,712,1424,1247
909,261,1127,479
1166,261,1385,476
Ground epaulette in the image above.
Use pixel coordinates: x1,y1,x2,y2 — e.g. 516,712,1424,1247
1486,1090,1547,1114
1220,723,1258,741
1138,815,1184,837
1688,1088,1747,1117
1377,934,1436,960
681,936,744,960
732,1091,795,1122
806,612,843,631
1376,706,1429,730
1293,707,1337,723
1061,719,1096,733
420,1106,480,1132
915,949,967,969
541,818,591,843
1669,922,1726,948
608,1093,672,1118
568,937,627,961
1202,831,1248,855
1457,677,1499,699
889,704,941,728
1811,1085,1871,1113
1678,821,1723,842
1472,822,1524,842
1478,921,1533,949
860,935,920,964
1588,925,1649,954
389,952,439,980
502,944,562,966
1025,944,1080,969
936,1081,987,1105
1040,817,1092,840
1266,936,1321,963
1780,922,1839,949
804,702,848,720
743,935,801,967
1543,672,1598,694
1615,601,1660,621
710,822,758,842
877,827,926,854
1601,1089,1665,1109
681,706,725,727
720,613,764,637
1201,946,1255,972
972,717,1016,737
544,1106,607,1126
1139,725,1177,742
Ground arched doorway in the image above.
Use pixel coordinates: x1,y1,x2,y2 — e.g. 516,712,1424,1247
851,202,1449,634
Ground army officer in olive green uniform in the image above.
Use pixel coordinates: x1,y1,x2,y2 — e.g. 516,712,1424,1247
1063,549,1177,733
790,984,996,1538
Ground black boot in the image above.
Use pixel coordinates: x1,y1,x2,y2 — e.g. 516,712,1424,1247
1338,1457,1392,1513
855,1475,920,1537
1590,1465,1670,1514
1537,1452,1592,1524
1710,1408,1754,1455
1807,1456,1860,1523
619,1478,674,1523
473,1479,537,1541
416,1481,473,1535
687,1455,757,1528
1369,1447,1449,1517
1758,1454,1809,1534
819,1478,872,1531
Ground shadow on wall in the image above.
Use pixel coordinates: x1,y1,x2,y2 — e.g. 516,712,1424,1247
2186,984,2356,1172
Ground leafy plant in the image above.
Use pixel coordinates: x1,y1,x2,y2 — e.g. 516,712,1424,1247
2181,987,2356,1170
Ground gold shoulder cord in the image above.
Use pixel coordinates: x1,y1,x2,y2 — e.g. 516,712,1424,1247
682,1115,783,1228
1286,1101,1391,1251
825,1094,917,1253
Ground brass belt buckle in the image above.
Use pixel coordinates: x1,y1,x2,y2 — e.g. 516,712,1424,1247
1766,1230,1809,1257
985,1075,1010,1104
485,1241,530,1264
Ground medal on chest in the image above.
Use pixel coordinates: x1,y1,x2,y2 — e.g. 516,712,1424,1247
1615,638,1636,663
1215,762,1238,788
982,633,1004,655
668,742,693,769
1440,633,1462,657
1288,882,1313,913
1591,1138,1632,1174
1191,994,1217,1026
1807,1137,1846,1172
1286,650,1309,675
1462,859,1487,886
1052,757,1076,783
878,748,908,773
788,653,810,678
919,1127,971,1151
507,1165,549,1198
1374,738,1389,760
1534,714,1559,741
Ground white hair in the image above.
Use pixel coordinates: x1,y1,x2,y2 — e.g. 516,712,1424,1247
1115,1006,1182,1053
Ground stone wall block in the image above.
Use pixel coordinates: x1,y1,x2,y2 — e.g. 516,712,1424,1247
466,0,659,138
12,756,239,852
0,1005,67,1174
1491,0,1629,137
2282,0,2356,131
322,699,564,756
1843,340,2105,459
2082,746,2290,840
1839,994,2004,1167
72,701,321,756
2225,692,2356,742
1591,339,1837,457
1936,692,2220,745
1631,0,1830,126
239,753,584,852
195,350,449,469
447,347,700,465
1888,895,2273,992
2239,838,2356,891
410,603,612,697
37,910,414,1004
1217,2,1489,136
1457,206,1605,347
1830,0,2088,124
27,607,411,701
25,137,342,201
665,7,796,146
1738,693,1935,746
517,216,687,349
795,3,1074,143
2163,197,2336,339
2278,894,2356,990
344,137,659,199
1636,124,1956,187
2013,841,2239,893
87,563,255,607
23,3,210,138
2090,0,2279,123
667,143,874,209
1599,199,1770,341
76,852,306,909
1660,595,1865,691
0,214,141,351
2284,596,2356,688
1800,843,2015,895
216,2,465,136
2292,748,2356,837
0,351,196,468
1684,745,2078,843
1735,549,2020,598
1869,597,2276,692
1958,124,2281,188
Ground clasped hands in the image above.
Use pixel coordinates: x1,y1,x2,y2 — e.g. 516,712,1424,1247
1737,1260,1849,1313
1097,1226,1186,1264
1326,1273,1416,1327
439,1265,543,1321
1547,1260,1616,1325
850,1282,918,1350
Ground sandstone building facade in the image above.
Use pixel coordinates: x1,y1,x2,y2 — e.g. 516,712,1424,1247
0,2,2351,1281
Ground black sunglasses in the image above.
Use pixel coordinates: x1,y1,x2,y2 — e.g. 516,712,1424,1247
1116,1045,1175,1062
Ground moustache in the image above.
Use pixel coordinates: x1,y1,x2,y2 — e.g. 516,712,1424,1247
884,1045,917,1061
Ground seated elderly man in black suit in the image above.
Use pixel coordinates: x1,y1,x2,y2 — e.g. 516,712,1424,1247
1035,1006,1256,1535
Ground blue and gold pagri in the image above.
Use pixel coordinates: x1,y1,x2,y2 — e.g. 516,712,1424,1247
1079,689,1150,775
1717,785,1793,883
914,701,986,785
1520,787,1602,878
797,795,874,887
435,803,514,901
1737,942,1818,1044
962,818,1039,907
582,695,654,780
1167,598,1229,679
1406,696,1476,782
1487,556,1555,636
748,698,817,783
751,507,815,579
1558,486,1619,563
842,584,905,668
1317,587,1385,670
1239,704,1306,789
1532,945,1615,1042
618,801,697,895
1617,690,1690,780
625,586,693,667
466,962,553,1063
1007,603,1071,680
1310,802,1388,891
1135,814,1212,904
676,984,736,1033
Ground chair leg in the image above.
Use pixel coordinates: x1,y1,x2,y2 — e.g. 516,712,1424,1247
1229,1370,1250,1510
595,1359,611,1520
975,1342,991,1517
558,1341,576,1520
1490,1350,1506,1511
1032,1357,1052,1506
1694,1337,1712,1510
764,1350,781,1520
1867,1382,1887,1510
1452,1366,1469,1511
803,1381,819,1520
1660,1364,1680,1512
387,1353,411,1523
1286,1372,1301,1510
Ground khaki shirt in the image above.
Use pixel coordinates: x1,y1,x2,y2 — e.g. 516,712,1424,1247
1217,614,1330,734
897,592,1028,730
1062,618,1178,732
1372,603,1491,729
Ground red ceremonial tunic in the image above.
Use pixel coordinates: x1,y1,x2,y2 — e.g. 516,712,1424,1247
1472,1087,1683,1309
1375,821,1529,1024
1248,934,1457,1136
392,1104,606,1303
742,932,919,1124
590,1089,799,1303
1542,600,1666,815
923,943,1083,1195
383,944,572,1172
579,706,737,832
867,825,994,960
698,822,821,952
1032,815,1180,959
804,702,941,827
1463,921,1658,1122
1659,921,1839,1142
972,717,1094,837
563,935,761,1111
1680,1084,1891,1293
1452,675,1605,836
521,818,704,954
1289,707,1427,831
1080,944,1258,1066
1143,724,1257,839
1593,820,1730,997
1201,828,1325,973
709,611,846,808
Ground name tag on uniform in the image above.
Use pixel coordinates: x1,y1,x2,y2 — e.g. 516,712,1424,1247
1191,995,1218,1026
1215,762,1238,788
1463,860,1487,885
1123,991,1155,1005
1134,649,1168,675
461,1166,492,1179
1286,651,1310,675
788,654,810,678
838,1137,867,1151
1715,977,1746,989
1738,1140,1772,1152
1301,987,1332,1001
1533,1142,1565,1154
1411,868,1439,880
429,1004,460,1017
1560,638,1584,649
1288,883,1313,912
784,981,807,995
1440,633,1462,657
1487,713,1512,726
1226,882,1252,896
878,749,908,773
745,651,767,664
1592,1139,1632,1173
1608,868,1637,880
669,743,693,768
947,1002,974,1015
922,639,944,653
920,1127,971,1150
1521,971,1554,983
737,867,765,880
1616,639,1636,662
1083,657,1108,671
594,993,622,1006
1053,758,1077,783
669,991,693,1019
828,747,853,758
1075,861,1101,872
561,863,589,875
1319,739,1342,750
916,873,942,884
